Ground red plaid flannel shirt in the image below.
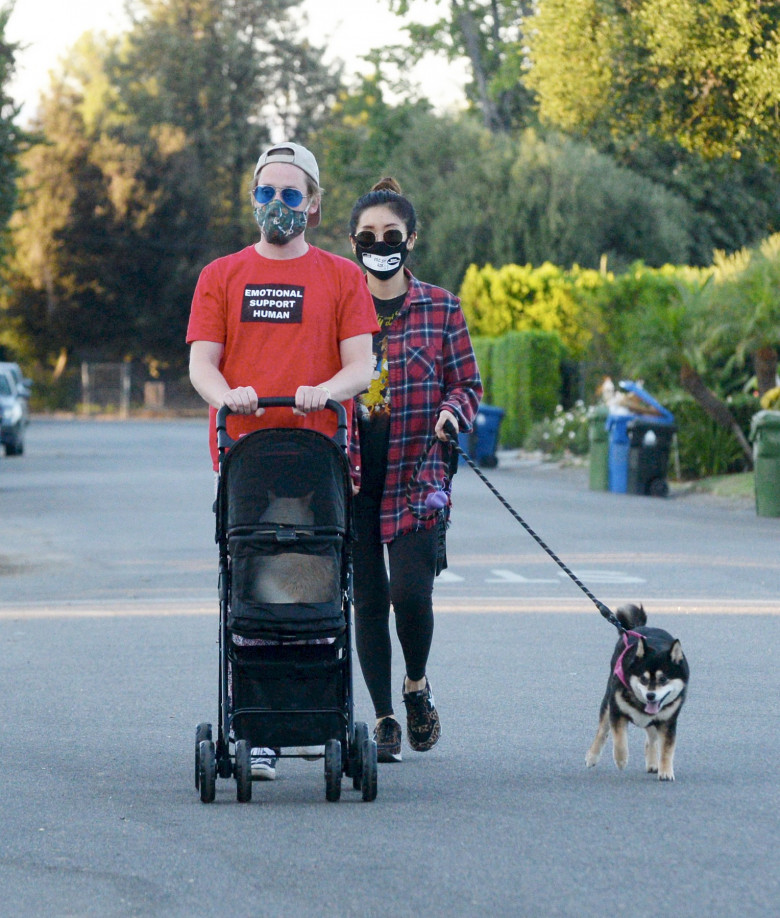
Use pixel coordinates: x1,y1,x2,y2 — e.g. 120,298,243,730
350,272,483,543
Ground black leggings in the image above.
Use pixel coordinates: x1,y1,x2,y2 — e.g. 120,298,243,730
352,492,438,719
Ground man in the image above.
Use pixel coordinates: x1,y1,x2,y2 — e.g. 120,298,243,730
186,142,378,778
188,141,377,470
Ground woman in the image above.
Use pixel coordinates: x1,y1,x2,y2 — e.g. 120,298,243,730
348,178,482,762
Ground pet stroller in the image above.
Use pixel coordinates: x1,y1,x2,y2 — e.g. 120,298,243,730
194,398,377,803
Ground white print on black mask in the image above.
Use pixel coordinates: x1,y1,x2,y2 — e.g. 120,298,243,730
361,252,403,272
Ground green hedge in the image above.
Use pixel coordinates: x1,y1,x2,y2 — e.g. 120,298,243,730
471,336,495,406
459,261,602,358
488,330,564,448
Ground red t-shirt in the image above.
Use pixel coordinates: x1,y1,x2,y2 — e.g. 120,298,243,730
186,244,378,468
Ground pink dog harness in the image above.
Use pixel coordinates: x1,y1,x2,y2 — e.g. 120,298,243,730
613,630,646,689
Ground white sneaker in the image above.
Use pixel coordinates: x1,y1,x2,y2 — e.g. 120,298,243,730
297,745,325,761
250,747,277,780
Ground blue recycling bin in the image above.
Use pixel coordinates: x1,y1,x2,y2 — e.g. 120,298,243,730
606,413,632,493
606,381,675,494
458,404,504,468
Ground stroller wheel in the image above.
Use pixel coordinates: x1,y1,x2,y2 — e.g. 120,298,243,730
234,740,252,803
195,723,212,790
351,723,369,790
198,740,216,803
324,739,342,802
361,738,378,802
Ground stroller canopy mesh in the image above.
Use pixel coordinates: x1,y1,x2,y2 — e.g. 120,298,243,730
219,427,351,537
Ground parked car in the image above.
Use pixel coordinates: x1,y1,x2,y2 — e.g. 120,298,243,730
0,365,27,456
0,361,32,400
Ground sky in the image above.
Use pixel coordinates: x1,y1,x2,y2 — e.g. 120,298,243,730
6,0,468,125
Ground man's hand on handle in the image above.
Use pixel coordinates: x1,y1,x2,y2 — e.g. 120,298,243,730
221,386,264,417
293,385,332,416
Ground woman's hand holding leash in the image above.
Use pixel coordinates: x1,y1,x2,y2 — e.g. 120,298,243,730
435,410,459,441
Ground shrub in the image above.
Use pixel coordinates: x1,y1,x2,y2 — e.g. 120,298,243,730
26,366,80,412
523,401,591,456
662,393,759,478
459,260,603,358
581,261,709,392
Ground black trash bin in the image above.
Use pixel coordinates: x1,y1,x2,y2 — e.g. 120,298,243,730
627,419,676,496
606,381,675,494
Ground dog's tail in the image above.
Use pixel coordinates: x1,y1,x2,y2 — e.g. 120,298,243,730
616,603,647,630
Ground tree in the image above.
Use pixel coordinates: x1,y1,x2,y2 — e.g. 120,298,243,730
9,61,142,364
385,0,536,132
116,0,342,252
674,279,754,467
0,4,27,261
392,123,697,290
606,138,780,265
316,94,701,292
527,0,780,163
310,73,433,256
705,236,780,398
592,264,762,467
5,0,343,371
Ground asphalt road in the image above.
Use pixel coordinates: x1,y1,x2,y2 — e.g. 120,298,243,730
1,418,778,918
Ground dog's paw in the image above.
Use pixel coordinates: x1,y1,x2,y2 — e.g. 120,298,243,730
613,751,628,770
646,764,658,774
585,751,600,768
658,771,675,782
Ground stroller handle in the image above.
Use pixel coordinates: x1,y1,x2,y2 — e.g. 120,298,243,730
216,398,348,451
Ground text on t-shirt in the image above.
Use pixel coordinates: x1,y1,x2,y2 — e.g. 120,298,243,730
241,284,304,323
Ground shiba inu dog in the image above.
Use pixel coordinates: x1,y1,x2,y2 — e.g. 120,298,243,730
586,604,689,781
252,491,335,604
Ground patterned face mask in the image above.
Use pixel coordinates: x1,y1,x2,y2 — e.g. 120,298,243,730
254,199,308,245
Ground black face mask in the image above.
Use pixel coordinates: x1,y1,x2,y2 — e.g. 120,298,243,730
355,240,409,280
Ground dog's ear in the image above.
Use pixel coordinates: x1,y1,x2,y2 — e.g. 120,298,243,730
634,637,646,659
670,640,684,664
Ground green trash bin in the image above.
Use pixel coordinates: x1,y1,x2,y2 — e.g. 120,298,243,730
588,405,609,491
750,410,780,517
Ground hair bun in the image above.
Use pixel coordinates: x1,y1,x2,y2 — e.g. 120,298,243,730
371,177,403,195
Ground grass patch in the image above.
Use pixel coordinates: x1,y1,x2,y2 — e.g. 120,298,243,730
688,471,755,499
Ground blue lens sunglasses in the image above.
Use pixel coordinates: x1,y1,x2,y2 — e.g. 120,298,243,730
253,185,308,208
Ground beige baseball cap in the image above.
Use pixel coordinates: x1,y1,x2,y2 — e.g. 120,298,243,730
254,142,321,227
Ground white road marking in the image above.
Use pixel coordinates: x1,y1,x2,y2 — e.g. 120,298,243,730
558,570,646,584
486,569,558,584
0,598,778,618
435,570,464,582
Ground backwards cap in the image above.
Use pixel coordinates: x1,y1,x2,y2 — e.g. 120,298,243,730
254,142,320,227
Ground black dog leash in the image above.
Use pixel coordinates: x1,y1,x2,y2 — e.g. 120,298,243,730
406,432,626,634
